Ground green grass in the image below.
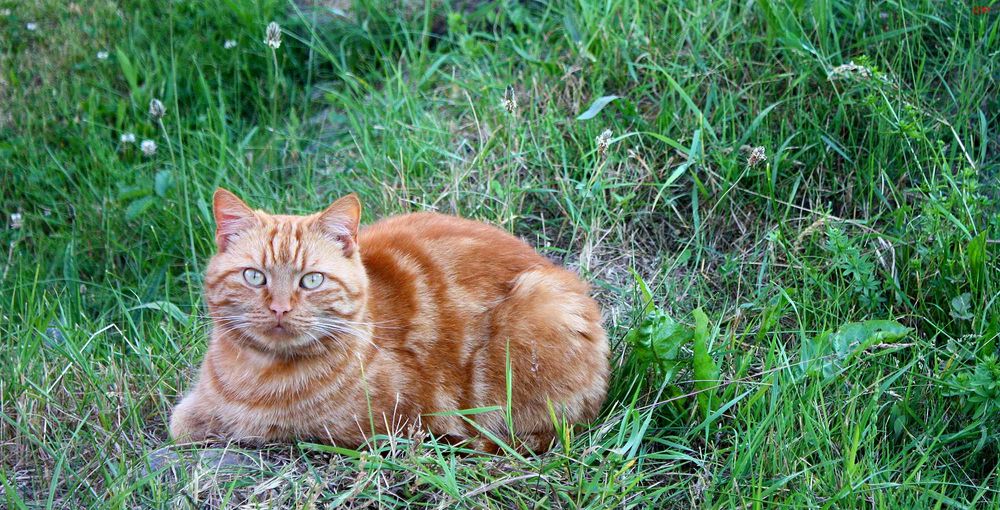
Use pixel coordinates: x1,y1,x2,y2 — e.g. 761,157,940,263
2,0,999,507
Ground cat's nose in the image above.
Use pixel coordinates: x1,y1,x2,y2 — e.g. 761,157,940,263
270,302,292,322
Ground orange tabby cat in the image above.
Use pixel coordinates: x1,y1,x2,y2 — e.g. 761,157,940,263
169,189,609,451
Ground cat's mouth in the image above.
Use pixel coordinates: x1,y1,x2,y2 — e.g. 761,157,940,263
247,320,298,340
241,321,318,349
266,324,295,337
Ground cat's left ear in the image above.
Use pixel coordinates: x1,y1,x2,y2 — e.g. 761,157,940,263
318,193,361,257
213,188,257,252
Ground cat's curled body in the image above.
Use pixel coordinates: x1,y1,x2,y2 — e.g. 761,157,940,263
169,189,609,450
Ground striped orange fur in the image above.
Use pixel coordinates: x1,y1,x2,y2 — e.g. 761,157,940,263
169,189,609,451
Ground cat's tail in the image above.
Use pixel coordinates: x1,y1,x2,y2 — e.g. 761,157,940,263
504,266,607,348
473,266,610,450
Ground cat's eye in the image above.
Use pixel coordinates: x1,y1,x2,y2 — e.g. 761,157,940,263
300,272,324,290
243,268,266,287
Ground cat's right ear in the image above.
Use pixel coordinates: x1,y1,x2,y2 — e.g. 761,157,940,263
317,193,361,257
213,188,255,252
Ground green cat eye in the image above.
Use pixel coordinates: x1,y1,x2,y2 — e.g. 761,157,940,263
243,268,266,287
300,272,324,290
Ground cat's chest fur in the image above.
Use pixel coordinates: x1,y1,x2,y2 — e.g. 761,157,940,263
202,341,467,443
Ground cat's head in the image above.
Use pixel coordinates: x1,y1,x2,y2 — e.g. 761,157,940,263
204,188,369,356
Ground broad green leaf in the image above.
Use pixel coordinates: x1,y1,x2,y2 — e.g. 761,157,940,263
576,95,620,121
692,308,719,418
630,268,655,316
624,309,692,383
950,293,974,321
800,330,831,377
562,11,581,44
968,232,986,291
833,320,911,353
125,196,156,220
154,170,173,198
115,47,138,93
802,320,912,378
118,185,152,202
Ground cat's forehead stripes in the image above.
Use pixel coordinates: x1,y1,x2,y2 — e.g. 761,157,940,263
256,216,314,270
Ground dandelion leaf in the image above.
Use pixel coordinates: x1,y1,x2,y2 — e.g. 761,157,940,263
803,319,911,378
625,309,692,383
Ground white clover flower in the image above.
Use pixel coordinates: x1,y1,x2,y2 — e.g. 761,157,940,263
141,139,157,156
595,129,613,157
97,51,109,60
264,22,281,49
501,87,517,115
747,146,767,167
1,9,12,16
148,99,165,120
10,212,22,229
26,22,38,31
224,39,237,49
120,132,136,144
829,61,873,81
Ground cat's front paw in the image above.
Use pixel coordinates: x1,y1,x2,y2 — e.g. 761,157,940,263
169,396,213,443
